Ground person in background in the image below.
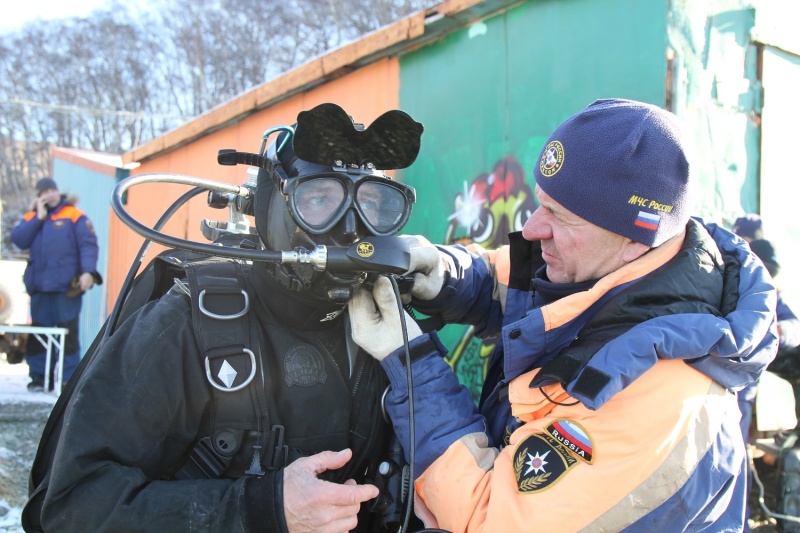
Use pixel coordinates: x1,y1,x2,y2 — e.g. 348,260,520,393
747,239,800,356
349,99,777,531
735,229,800,440
733,214,765,243
10,177,101,392
734,230,800,530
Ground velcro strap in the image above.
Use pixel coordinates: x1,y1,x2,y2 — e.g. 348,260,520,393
528,339,607,400
570,367,612,401
397,331,447,365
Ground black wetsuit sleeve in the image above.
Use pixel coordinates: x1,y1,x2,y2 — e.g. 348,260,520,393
243,472,288,533
41,290,283,532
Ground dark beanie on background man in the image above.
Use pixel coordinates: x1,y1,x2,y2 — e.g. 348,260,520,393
533,99,691,247
35,177,58,194
732,214,763,241
749,239,780,278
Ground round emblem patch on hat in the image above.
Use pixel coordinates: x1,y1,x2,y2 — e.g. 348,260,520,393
539,140,565,178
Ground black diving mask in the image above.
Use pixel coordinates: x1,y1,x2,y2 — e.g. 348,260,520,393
282,171,416,236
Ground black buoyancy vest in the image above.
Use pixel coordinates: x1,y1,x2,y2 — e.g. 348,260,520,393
173,257,391,484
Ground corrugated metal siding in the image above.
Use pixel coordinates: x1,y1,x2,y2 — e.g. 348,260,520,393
53,155,122,357
759,46,800,306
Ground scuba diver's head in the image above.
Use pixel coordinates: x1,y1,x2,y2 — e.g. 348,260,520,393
258,130,415,250
253,104,422,303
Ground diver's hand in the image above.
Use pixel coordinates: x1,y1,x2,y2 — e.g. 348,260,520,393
400,235,448,300
349,276,422,361
283,449,378,533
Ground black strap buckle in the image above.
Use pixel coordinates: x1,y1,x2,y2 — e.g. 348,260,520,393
264,425,288,471
174,436,231,480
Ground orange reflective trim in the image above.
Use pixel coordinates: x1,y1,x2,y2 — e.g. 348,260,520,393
51,205,85,223
22,211,38,221
417,361,724,532
542,229,686,332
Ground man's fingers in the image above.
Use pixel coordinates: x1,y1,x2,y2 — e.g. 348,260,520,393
341,481,379,505
410,244,440,275
350,286,378,316
372,276,399,312
302,449,352,476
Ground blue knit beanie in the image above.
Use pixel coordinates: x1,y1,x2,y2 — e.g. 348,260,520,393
533,99,691,247
35,177,58,194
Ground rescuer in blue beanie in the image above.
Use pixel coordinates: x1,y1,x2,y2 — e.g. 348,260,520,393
348,97,778,531
534,98,691,247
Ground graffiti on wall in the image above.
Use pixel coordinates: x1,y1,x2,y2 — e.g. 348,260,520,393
440,155,537,403
444,156,536,249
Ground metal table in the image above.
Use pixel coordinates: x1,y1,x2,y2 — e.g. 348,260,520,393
0,324,69,393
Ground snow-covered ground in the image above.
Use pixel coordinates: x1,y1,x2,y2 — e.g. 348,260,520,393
0,360,57,405
0,359,55,532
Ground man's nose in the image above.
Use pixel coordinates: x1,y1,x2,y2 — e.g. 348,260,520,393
522,208,549,241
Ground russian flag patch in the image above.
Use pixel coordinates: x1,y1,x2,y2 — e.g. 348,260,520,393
634,211,660,231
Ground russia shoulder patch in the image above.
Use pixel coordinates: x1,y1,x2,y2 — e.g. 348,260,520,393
513,432,577,493
546,419,594,464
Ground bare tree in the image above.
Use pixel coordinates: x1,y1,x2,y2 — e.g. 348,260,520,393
0,0,436,256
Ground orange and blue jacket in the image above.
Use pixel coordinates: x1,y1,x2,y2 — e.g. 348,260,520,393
380,218,777,532
11,197,98,294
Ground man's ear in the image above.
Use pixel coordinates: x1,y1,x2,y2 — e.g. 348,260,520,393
622,240,651,263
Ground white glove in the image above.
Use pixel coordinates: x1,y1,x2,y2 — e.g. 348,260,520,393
400,235,448,300
349,276,422,361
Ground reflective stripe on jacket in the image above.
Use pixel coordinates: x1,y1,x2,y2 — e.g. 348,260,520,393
380,218,777,532
11,199,98,294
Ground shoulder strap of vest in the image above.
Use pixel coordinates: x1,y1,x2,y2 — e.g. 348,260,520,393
172,258,287,480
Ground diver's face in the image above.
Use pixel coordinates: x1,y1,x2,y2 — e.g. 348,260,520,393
290,179,401,247
294,179,345,227
289,174,408,239
298,209,366,247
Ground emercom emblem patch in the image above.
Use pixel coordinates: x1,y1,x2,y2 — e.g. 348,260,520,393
513,419,594,493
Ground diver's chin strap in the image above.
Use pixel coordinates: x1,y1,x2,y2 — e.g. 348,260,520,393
265,260,364,307
266,261,308,292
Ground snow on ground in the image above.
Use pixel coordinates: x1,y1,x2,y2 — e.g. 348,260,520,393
0,360,57,405
0,359,56,533
0,502,22,532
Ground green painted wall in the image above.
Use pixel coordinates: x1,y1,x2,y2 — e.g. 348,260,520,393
667,4,761,222
398,0,670,400
402,0,668,237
